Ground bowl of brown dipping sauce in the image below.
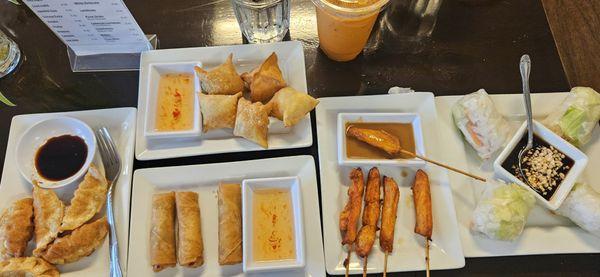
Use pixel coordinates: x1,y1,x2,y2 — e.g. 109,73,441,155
337,113,426,167
493,120,588,210
16,117,96,189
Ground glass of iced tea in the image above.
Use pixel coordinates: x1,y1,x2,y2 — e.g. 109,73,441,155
311,0,389,62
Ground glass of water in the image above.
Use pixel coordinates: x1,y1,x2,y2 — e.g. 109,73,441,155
0,30,20,78
231,0,291,44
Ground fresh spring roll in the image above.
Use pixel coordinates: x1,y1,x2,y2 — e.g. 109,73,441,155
176,191,204,267
557,183,600,237
412,170,433,239
451,89,510,159
150,192,176,272
218,183,243,265
471,180,535,241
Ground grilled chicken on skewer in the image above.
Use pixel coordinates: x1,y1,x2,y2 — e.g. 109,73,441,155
412,170,433,277
346,125,486,182
339,168,365,277
355,167,381,277
346,125,401,156
380,176,400,277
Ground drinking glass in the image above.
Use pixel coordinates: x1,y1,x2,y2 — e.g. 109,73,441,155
0,30,20,78
231,0,291,43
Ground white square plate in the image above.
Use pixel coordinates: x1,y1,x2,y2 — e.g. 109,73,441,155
436,93,600,257
0,108,136,276
127,155,325,277
135,41,313,160
316,93,465,275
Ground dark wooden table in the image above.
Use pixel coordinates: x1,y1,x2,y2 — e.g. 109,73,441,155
0,0,598,276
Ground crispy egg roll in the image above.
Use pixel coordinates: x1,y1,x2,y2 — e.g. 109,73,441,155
412,170,432,239
340,168,365,245
218,183,242,265
380,176,399,253
176,191,204,268
150,192,176,272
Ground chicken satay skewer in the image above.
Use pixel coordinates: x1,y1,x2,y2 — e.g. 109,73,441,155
346,126,486,182
339,168,365,277
412,170,433,277
355,167,382,277
380,176,400,277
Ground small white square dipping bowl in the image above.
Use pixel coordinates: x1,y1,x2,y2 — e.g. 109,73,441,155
242,176,305,273
144,62,202,140
337,113,426,167
493,120,588,210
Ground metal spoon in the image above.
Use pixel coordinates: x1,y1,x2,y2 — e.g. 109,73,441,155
517,54,534,187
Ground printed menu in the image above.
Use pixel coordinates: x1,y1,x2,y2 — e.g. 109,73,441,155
23,0,151,56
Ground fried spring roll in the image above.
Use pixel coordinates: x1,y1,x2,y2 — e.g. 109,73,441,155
150,192,176,272
412,170,432,239
340,168,365,245
176,192,204,268
346,126,401,155
218,183,242,265
362,167,381,227
355,225,377,257
380,176,399,253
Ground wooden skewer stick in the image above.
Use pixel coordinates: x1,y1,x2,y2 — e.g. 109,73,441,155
425,239,431,277
344,244,352,277
400,149,486,182
362,256,368,277
383,252,389,277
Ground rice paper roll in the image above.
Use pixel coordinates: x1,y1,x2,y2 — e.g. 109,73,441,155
218,183,243,265
557,183,600,237
150,192,176,272
452,89,510,159
542,87,600,148
176,191,204,267
471,180,535,241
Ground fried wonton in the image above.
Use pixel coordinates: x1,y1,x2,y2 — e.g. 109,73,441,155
269,87,319,127
0,257,59,277
42,216,108,265
195,54,245,95
0,198,34,261
199,92,242,132
241,52,287,103
233,98,272,148
60,165,107,232
33,186,64,257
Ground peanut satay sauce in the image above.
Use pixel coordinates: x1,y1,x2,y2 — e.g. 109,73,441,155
252,188,296,262
345,122,416,159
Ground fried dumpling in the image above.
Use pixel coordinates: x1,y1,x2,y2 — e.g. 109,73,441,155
42,216,108,265
199,92,242,132
0,257,59,277
241,53,287,103
33,186,64,257
0,198,34,261
195,54,244,95
269,87,319,127
233,98,272,148
60,165,107,232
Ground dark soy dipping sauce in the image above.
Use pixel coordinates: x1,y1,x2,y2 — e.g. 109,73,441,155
501,133,574,200
35,135,88,182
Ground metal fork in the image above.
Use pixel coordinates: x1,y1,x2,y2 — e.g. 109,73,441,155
517,54,534,188
96,127,123,277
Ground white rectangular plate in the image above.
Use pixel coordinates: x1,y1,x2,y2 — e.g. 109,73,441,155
127,155,325,277
136,41,313,160
0,108,136,276
316,93,465,275
435,92,600,257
